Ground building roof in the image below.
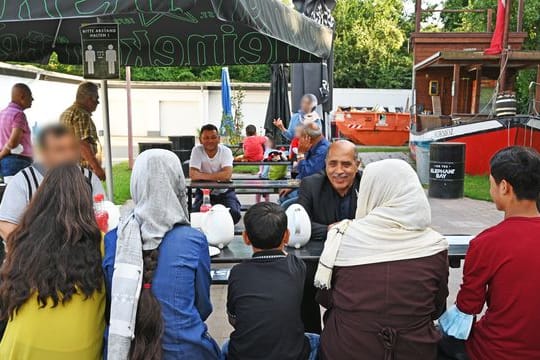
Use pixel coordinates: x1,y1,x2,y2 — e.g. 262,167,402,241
415,50,540,71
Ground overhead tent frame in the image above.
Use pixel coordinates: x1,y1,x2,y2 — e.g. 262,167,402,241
0,0,333,200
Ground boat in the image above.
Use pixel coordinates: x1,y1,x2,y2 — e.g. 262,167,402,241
334,107,410,146
409,0,540,175
411,116,540,174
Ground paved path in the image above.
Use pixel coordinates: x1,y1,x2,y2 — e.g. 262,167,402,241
357,151,412,165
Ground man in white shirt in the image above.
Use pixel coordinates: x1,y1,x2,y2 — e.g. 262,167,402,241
189,124,241,224
0,124,105,240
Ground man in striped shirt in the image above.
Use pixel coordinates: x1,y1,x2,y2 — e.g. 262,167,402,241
0,124,104,240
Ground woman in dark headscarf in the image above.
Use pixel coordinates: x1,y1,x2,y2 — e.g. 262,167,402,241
104,149,220,360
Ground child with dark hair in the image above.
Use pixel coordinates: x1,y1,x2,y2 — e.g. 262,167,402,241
235,125,266,162
440,146,540,360
222,202,319,360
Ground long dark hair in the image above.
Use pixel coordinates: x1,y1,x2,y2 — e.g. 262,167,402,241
129,249,164,360
0,165,103,320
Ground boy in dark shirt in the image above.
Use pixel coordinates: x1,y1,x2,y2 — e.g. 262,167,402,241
222,202,319,360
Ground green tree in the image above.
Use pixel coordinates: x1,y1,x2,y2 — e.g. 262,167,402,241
333,0,412,89
442,0,540,50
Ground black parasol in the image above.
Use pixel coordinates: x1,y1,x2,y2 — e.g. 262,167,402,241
264,64,291,144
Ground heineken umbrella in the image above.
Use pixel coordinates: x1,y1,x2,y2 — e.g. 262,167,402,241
220,67,234,136
0,0,333,66
264,64,291,144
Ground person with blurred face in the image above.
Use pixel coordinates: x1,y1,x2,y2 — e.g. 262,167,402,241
439,146,540,360
273,94,322,141
0,83,34,177
189,124,241,224
0,124,105,240
296,140,361,334
59,81,105,180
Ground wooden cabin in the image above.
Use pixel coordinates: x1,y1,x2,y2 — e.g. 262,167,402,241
411,1,540,131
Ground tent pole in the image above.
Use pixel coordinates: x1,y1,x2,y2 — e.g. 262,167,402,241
126,66,134,168
100,80,114,201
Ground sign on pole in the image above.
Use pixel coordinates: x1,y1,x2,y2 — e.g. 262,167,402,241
80,23,120,79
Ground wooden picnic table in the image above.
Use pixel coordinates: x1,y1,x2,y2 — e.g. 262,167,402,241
186,179,300,212
210,235,473,284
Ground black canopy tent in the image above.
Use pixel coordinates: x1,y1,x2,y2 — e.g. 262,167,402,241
0,0,332,65
0,0,333,198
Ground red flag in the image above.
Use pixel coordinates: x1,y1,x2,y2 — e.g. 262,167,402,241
485,0,506,55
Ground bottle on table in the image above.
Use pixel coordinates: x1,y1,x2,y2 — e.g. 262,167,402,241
200,189,212,212
94,194,109,233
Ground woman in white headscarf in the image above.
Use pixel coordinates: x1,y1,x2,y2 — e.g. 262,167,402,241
103,149,220,360
314,159,449,360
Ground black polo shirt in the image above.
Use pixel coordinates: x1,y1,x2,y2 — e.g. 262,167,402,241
227,250,310,360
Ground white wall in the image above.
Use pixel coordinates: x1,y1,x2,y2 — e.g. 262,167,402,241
0,74,103,131
104,85,273,137
104,86,410,137
1,73,410,138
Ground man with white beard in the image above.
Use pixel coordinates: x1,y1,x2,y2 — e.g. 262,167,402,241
296,140,362,334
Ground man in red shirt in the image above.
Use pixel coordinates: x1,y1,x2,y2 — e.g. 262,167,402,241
440,146,540,360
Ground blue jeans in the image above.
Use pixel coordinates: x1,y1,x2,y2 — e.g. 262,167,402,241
221,333,319,360
279,189,299,210
0,155,32,177
193,189,242,224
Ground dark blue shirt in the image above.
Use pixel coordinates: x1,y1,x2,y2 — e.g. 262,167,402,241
297,138,330,179
336,186,356,221
103,225,220,359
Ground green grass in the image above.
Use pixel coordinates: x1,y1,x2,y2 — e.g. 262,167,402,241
356,146,409,153
109,162,492,204
233,165,260,174
108,162,132,205
108,162,261,204
464,175,491,202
